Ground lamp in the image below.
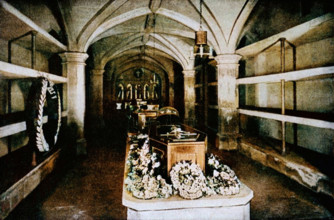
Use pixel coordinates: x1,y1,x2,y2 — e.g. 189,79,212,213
191,0,213,59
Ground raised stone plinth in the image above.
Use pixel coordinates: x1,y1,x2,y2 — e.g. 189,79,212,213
122,182,253,220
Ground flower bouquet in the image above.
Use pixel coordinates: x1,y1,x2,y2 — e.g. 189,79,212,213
206,154,240,196
125,134,173,199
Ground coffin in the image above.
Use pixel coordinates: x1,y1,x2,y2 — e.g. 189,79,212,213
148,107,207,174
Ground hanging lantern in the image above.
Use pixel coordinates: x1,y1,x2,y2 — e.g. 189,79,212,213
195,30,207,45
190,0,214,59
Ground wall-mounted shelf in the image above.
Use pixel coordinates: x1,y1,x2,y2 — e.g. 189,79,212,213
238,65,334,152
0,111,68,138
239,109,334,130
236,13,334,57
237,66,334,85
0,61,67,83
0,1,67,54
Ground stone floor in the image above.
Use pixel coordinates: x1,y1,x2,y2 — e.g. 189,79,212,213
7,122,334,220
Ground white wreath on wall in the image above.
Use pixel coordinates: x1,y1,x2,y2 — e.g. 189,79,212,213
28,77,62,152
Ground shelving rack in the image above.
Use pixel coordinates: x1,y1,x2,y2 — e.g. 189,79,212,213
236,13,334,57
0,61,67,82
236,12,334,154
235,12,334,197
237,65,334,153
0,1,68,218
193,59,218,137
0,1,67,53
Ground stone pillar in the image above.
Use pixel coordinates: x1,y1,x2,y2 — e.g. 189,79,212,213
90,69,104,122
215,54,242,150
59,52,89,154
183,70,195,126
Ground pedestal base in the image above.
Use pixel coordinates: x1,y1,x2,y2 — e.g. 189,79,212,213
123,183,253,220
127,202,250,220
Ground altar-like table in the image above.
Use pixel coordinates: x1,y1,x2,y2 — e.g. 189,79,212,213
122,135,253,220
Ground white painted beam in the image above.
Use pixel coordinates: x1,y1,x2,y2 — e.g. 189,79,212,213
0,61,68,83
0,122,26,138
0,111,68,138
237,66,334,85
0,1,67,52
236,13,334,57
238,109,334,130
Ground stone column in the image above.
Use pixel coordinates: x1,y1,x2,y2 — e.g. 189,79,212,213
90,69,104,122
183,70,195,126
215,54,242,150
59,52,89,154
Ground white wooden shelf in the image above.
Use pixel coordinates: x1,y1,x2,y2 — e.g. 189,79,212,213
239,109,334,130
0,111,68,138
0,61,67,83
0,1,67,53
236,13,334,57
237,66,334,85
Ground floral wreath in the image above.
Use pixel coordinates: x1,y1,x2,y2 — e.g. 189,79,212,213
26,77,62,152
170,161,211,199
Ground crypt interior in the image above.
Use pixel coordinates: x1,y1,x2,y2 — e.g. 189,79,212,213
0,0,334,219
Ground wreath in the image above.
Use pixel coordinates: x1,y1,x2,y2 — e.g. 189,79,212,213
170,161,210,199
26,77,62,152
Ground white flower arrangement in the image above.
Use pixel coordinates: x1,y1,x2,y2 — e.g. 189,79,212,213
125,135,240,200
125,135,173,199
206,154,240,196
170,161,214,199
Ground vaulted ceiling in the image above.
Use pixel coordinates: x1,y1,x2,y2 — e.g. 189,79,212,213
6,0,333,76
